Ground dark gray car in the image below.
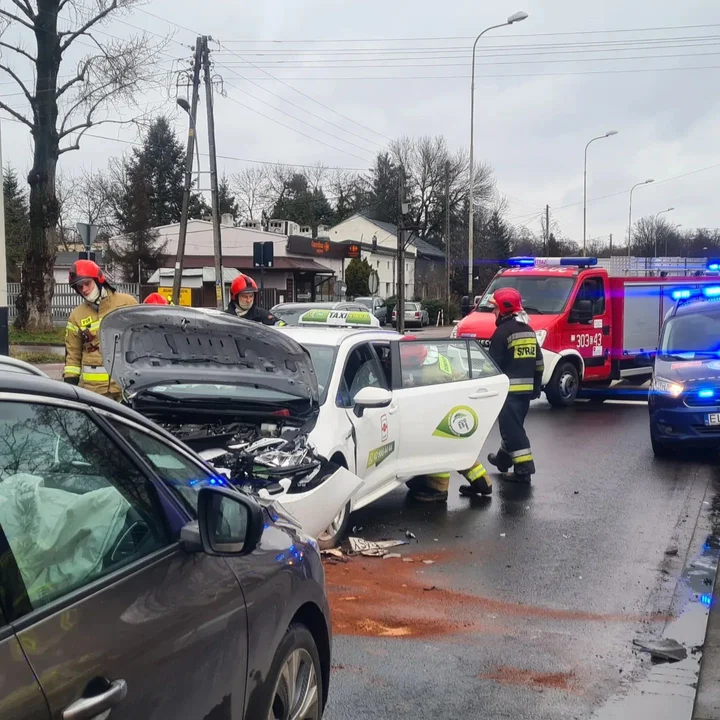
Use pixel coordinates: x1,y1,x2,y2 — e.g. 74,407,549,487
0,372,331,720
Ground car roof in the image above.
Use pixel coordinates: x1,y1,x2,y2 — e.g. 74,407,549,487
0,371,180,439
673,298,720,317
279,326,400,347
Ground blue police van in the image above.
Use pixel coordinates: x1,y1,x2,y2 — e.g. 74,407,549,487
649,288,720,456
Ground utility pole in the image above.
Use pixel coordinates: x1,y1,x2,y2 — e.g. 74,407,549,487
544,204,549,255
396,166,406,334
609,233,613,256
0,118,8,355
445,161,451,318
202,36,225,309
173,37,202,306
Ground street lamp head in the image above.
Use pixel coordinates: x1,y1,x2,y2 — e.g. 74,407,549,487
646,178,655,184
176,97,191,113
507,11,528,23
667,207,675,211
605,130,618,137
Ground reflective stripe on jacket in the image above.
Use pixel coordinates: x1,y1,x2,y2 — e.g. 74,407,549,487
64,291,137,394
488,315,543,396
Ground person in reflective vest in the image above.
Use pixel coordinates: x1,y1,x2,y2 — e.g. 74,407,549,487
225,274,284,325
64,260,137,399
476,286,543,486
399,336,492,502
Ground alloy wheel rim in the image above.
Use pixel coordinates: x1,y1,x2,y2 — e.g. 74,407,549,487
268,648,319,720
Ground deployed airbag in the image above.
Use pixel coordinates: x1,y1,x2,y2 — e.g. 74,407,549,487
0,474,130,606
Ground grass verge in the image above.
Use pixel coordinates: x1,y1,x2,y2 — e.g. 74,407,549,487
9,327,65,346
10,350,63,364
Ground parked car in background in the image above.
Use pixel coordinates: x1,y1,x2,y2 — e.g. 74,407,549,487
392,302,430,328
355,296,387,326
271,301,380,327
0,369,333,720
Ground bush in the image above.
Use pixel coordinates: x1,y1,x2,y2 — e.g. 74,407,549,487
385,295,397,316
419,299,459,325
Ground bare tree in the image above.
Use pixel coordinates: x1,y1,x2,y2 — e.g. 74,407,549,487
66,167,119,236
231,166,271,224
0,0,167,329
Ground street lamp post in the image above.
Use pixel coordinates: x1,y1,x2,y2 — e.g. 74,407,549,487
583,131,618,256
468,10,528,294
627,179,655,257
653,207,675,257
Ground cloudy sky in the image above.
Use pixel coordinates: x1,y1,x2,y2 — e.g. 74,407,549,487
2,0,719,248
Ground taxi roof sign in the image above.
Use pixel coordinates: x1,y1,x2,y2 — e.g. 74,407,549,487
299,308,376,327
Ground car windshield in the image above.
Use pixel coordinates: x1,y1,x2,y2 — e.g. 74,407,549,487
405,303,420,311
477,276,575,315
302,344,336,404
659,309,720,359
272,305,318,325
355,298,374,309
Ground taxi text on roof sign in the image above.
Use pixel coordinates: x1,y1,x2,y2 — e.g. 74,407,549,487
299,309,373,326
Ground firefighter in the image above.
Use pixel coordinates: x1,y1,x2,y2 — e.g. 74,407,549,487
64,260,137,399
399,336,492,502
143,292,170,305
477,286,543,485
226,274,284,325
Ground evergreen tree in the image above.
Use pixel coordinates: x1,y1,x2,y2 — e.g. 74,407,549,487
547,232,561,257
271,173,333,231
218,175,239,221
367,152,399,224
345,257,373,297
3,166,30,282
109,158,167,283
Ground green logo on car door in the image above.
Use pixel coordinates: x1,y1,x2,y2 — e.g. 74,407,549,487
367,441,396,468
433,406,479,439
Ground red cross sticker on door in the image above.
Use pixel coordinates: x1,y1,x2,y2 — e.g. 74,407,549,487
380,414,389,442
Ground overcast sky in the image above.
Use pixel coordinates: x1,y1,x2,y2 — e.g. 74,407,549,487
2,0,719,248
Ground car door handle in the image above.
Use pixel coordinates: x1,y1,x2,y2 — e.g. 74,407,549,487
469,388,499,399
63,679,128,720
388,403,399,415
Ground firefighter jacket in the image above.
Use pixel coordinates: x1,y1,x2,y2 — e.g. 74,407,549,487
225,300,285,326
402,352,459,388
64,290,138,396
488,314,543,396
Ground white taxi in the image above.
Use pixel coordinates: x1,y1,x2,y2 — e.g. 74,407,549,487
279,310,509,547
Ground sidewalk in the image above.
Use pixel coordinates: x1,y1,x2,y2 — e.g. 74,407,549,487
693,576,720,719
35,363,63,380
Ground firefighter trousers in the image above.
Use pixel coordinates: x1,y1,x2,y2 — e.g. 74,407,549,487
494,394,535,475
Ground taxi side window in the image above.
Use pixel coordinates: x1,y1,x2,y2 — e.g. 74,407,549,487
575,278,605,316
337,344,385,407
399,341,471,388
371,342,393,388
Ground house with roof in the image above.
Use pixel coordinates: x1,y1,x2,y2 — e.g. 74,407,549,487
327,214,446,300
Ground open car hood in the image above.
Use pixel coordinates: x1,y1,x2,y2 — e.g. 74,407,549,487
100,306,319,408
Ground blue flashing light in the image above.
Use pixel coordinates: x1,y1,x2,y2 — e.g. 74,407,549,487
699,389,715,399
672,289,692,300
701,593,713,606
708,261,720,271
704,286,720,297
507,256,535,267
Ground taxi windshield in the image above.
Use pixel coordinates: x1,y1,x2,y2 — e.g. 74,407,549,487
659,309,720,360
477,276,575,315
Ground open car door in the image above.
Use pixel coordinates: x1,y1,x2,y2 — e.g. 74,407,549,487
392,339,509,477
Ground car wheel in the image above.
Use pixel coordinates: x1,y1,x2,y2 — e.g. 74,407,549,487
651,431,672,458
265,624,323,720
545,361,579,407
317,501,350,550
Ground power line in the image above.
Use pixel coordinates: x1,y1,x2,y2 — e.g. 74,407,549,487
0,113,371,170
217,24,720,43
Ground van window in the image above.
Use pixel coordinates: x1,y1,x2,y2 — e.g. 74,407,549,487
575,278,605,316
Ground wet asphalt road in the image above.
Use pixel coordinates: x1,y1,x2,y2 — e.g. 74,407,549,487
323,398,720,720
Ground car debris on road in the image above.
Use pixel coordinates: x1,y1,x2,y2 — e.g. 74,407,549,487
348,537,408,557
633,637,688,662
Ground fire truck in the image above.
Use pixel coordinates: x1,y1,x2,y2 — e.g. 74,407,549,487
452,257,720,406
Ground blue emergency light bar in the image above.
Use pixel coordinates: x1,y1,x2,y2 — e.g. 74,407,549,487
507,256,598,268
671,286,720,301
708,259,720,271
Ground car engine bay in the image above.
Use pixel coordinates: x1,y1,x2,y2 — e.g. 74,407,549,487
158,418,333,496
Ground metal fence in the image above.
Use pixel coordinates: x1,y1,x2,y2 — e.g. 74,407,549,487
8,283,140,323
597,257,710,277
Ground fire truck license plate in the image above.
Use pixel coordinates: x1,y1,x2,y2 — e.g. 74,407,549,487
706,413,720,426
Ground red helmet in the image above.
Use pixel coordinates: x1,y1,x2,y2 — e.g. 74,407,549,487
230,274,258,300
399,335,428,368
144,292,170,305
69,259,105,287
490,287,523,315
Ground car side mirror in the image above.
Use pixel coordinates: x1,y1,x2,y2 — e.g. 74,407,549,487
637,351,656,364
183,486,264,556
352,386,392,417
570,299,593,324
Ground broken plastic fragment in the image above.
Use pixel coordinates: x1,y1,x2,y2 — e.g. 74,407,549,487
632,638,687,662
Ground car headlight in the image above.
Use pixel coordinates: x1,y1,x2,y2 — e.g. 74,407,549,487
535,329,547,347
652,377,684,397
450,325,458,338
